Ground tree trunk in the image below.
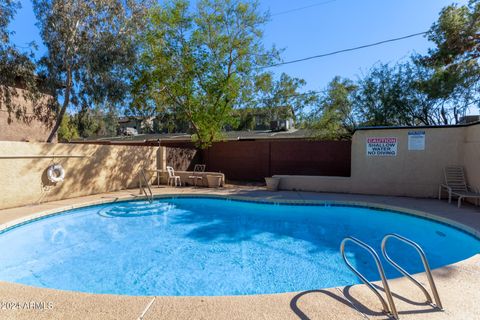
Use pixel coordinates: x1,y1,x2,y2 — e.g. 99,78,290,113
440,105,449,125
46,72,72,143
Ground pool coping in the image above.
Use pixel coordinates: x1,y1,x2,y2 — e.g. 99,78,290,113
1,188,480,320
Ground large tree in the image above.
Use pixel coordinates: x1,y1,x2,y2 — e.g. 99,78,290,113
133,0,279,148
354,63,424,127
33,0,151,142
125,69,168,131
306,0,480,139
417,0,480,122
350,1,480,127
305,76,357,140
246,72,319,124
73,105,118,138
57,113,79,142
306,61,459,139
425,0,479,67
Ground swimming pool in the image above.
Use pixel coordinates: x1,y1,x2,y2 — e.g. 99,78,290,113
0,197,478,296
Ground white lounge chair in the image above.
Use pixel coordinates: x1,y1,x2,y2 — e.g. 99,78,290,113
439,166,480,208
166,166,181,187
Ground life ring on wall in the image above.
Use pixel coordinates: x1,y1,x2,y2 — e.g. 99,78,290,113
47,164,65,183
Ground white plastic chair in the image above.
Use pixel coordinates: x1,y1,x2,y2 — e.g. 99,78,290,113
166,166,181,187
188,164,206,187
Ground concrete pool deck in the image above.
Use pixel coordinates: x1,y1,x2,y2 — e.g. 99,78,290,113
0,186,479,320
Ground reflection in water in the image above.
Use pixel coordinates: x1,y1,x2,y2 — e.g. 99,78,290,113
49,228,66,244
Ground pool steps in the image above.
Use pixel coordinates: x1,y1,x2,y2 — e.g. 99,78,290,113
340,234,443,320
98,202,176,218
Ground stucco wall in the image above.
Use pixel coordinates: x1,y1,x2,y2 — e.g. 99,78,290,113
349,127,465,197
276,123,480,198
0,87,55,142
166,147,200,171
0,141,159,209
463,124,480,189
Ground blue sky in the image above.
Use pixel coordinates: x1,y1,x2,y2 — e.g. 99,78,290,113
11,0,467,93
259,0,468,91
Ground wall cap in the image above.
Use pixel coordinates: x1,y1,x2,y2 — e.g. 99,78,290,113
355,121,480,132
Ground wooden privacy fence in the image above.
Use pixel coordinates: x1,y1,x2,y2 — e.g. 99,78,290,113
200,140,351,181
74,139,352,182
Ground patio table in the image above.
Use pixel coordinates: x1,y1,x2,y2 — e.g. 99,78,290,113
145,169,164,187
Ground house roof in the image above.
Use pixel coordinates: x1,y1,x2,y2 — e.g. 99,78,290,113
117,116,153,123
233,106,295,116
70,121,480,146
71,129,314,145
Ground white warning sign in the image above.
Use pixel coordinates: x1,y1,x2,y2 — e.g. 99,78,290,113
366,137,397,156
408,131,425,151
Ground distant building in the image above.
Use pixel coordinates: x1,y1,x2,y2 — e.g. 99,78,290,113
125,106,296,135
234,106,295,131
70,128,312,146
0,79,56,142
458,115,480,124
117,116,155,135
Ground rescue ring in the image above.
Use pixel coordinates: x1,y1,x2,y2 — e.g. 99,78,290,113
47,164,65,183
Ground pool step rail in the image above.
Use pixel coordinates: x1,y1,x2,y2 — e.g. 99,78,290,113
381,233,443,310
340,237,399,319
138,169,153,203
340,234,443,320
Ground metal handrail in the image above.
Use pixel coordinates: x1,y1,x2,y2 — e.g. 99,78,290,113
138,169,153,203
381,234,443,310
340,237,399,320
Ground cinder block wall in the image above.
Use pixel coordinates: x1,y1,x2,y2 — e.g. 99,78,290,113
0,142,159,209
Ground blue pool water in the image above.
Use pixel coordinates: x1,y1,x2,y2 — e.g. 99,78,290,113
0,197,478,296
